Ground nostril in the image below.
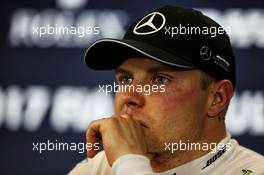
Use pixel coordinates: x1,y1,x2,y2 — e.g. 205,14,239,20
123,94,144,110
128,101,137,106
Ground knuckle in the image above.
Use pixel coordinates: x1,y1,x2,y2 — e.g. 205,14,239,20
109,117,118,124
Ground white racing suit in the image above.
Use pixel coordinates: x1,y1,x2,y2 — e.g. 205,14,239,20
69,134,264,175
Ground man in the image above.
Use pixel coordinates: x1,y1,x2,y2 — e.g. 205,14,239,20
69,5,264,175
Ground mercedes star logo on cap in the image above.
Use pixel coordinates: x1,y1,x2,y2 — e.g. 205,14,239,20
200,46,212,60
133,12,166,35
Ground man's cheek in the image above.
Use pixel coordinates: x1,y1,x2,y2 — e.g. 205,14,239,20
144,130,163,151
114,94,122,114
163,89,200,109
152,94,187,111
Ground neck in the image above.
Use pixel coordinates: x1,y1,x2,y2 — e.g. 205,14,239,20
150,127,227,172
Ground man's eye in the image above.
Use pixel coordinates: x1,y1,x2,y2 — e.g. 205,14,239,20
119,76,133,85
152,75,170,84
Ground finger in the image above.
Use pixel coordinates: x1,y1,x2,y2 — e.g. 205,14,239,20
86,120,102,158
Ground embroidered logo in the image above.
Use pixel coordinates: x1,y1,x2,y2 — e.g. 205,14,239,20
133,12,166,35
241,169,253,175
200,46,212,60
202,146,226,169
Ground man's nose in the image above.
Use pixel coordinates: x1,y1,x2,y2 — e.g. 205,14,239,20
121,90,145,112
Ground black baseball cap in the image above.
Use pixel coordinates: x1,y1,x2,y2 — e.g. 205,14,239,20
84,5,236,87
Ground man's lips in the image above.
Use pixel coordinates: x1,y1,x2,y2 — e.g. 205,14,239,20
119,107,149,128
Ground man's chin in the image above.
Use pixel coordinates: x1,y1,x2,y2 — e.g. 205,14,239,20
146,143,164,157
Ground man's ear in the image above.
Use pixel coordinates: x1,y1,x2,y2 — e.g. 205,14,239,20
207,79,234,117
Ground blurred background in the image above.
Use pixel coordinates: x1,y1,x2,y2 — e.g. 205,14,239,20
0,0,264,174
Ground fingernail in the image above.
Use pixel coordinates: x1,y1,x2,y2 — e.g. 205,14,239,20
120,114,129,118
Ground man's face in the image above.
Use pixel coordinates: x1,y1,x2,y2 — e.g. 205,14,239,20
114,57,211,154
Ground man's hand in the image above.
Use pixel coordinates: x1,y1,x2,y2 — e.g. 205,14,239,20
86,114,147,166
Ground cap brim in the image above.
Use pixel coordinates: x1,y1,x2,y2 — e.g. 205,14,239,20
84,38,197,70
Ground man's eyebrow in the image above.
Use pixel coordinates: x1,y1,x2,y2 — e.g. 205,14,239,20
115,65,187,75
115,67,132,76
147,65,183,73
